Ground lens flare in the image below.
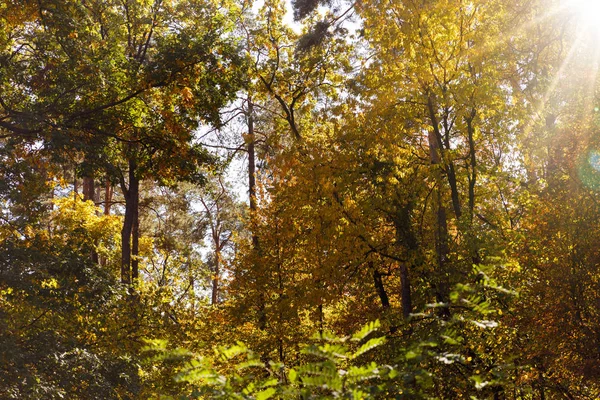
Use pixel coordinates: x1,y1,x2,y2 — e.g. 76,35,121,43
567,0,600,38
589,150,600,172
578,149,600,190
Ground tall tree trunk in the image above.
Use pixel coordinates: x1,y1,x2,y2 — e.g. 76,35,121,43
466,110,482,265
399,264,412,318
247,97,266,329
248,98,257,215
131,196,139,283
121,199,132,285
120,158,139,285
73,167,78,201
392,201,415,319
466,110,477,223
427,94,451,317
104,178,112,216
211,235,221,305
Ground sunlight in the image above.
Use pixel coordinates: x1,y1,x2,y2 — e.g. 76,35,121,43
567,0,600,37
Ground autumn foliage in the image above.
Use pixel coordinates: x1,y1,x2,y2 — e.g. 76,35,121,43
1,0,600,399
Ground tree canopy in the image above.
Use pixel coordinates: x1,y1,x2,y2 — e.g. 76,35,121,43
1,0,600,398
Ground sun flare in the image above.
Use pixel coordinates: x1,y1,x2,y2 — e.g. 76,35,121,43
567,0,600,34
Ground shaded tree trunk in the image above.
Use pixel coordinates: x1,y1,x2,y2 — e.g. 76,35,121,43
82,176,95,203
392,201,416,319
131,200,139,282
104,178,113,215
399,264,412,318
247,97,266,329
373,266,390,310
73,168,78,201
120,158,139,285
427,94,451,318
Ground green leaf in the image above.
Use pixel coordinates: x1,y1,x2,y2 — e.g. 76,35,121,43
288,368,297,383
256,387,276,400
236,358,265,371
351,320,381,341
352,336,386,359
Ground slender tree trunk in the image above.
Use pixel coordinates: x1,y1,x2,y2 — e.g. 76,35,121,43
248,98,257,215
465,110,482,265
466,110,477,222
131,196,139,283
211,236,220,305
318,303,324,335
73,168,78,201
427,94,451,317
121,158,138,285
247,97,266,329
447,163,461,220
399,264,412,318
372,266,390,310
392,202,415,319
121,196,132,285
104,178,112,215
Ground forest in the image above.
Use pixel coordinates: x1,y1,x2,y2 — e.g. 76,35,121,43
1,0,599,398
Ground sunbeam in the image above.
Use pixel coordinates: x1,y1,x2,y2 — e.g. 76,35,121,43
567,0,600,30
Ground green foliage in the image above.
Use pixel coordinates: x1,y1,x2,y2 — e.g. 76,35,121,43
145,274,516,399
143,320,392,399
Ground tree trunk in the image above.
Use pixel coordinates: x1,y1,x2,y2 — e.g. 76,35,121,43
121,200,132,285
248,98,257,215
372,266,390,310
82,176,95,202
399,264,412,318
104,178,112,215
392,201,415,319
427,94,451,318
211,236,220,305
120,158,139,285
247,97,266,329
73,168,78,201
466,110,477,222
131,196,139,283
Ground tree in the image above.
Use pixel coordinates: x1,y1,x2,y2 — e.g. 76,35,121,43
0,0,246,285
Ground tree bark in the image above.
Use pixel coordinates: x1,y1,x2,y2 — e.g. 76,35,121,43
466,110,477,222
120,158,139,285
211,235,220,305
247,97,266,329
248,98,257,216
427,94,451,317
82,176,95,202
104,178,112,215
131,195,139,282
73,168,78,201
391,201,415,319
399,264,412,318
372,266,390,310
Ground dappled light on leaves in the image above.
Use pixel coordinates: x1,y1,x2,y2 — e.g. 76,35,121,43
1,0,600,398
